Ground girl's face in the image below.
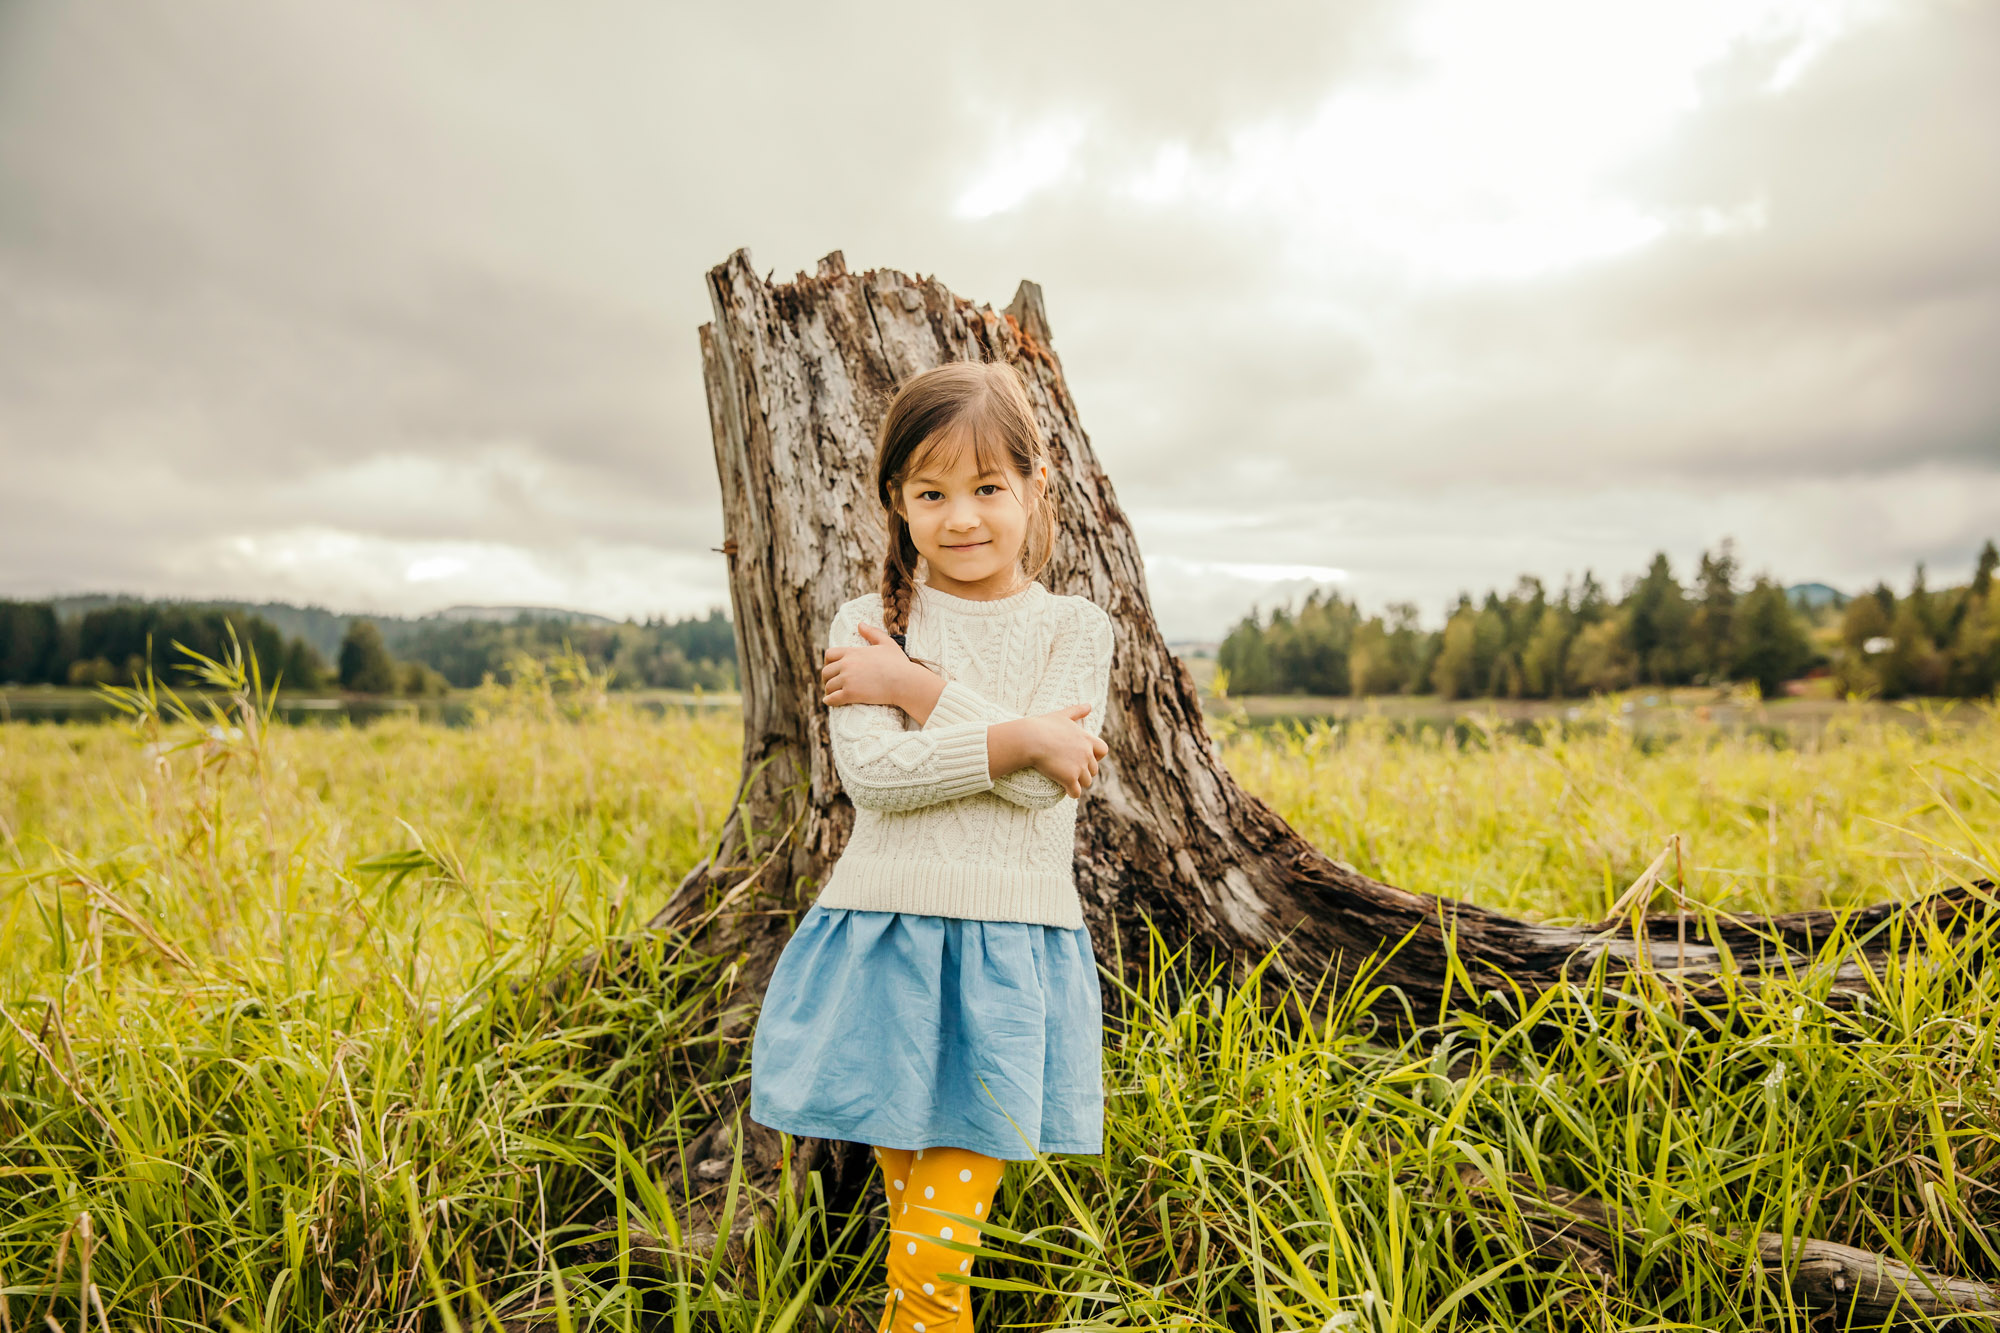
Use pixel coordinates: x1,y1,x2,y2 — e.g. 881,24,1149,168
895,430,1048,599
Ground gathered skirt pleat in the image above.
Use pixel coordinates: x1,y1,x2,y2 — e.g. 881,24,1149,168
748,903,1104,1160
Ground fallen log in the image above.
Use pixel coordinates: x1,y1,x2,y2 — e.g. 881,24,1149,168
1455,1165,2000,1326
596,246,1992,1272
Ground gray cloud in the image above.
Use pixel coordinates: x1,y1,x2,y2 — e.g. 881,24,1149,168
1,0,1995,636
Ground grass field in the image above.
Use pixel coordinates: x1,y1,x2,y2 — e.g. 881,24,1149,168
1,653,1996,1330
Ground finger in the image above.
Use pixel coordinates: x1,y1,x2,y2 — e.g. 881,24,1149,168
1092,739,1108,758
856,622,885,642
1063,703,1090,718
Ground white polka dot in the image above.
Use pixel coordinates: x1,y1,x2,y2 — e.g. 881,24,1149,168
906,1241,916,1255
922,1283,934,1295
915,1149,923,1159
893,1180,903,1190
894,1288,903,1299
959,1168,971,1182
960,1259,970,1271
901,1203,907,1213
940,1226,953,1240
923,1186,934,1199
973,1202,982,1214
914,1324,924,1332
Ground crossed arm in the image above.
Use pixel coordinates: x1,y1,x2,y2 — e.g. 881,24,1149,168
822,600,1114,814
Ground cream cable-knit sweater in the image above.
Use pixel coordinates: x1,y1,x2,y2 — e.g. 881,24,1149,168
813,578,1115,929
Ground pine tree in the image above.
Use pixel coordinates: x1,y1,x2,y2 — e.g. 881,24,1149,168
338,620,399,694
1520,605,1572,698
279,637,328,691
1625,553,1693,685
1727,577,1811,697
1877,600,1945,698
1431,606,1480,700
1692,540,1739,683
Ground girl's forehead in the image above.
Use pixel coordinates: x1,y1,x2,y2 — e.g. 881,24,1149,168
907,425,1014,485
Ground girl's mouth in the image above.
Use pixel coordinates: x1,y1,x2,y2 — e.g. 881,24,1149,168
944,540,988,550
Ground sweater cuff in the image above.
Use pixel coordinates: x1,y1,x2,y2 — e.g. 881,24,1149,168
922,719,996,800
926,678,1006,728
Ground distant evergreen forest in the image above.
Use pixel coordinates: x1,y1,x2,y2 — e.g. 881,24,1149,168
11,538,1998,701
1218,538,2000,701
0,597,737,694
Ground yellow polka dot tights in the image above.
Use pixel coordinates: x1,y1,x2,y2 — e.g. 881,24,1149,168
870,1145,1004,1333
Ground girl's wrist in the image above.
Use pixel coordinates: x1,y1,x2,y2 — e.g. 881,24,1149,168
894,660,947,725
984,717,1042,779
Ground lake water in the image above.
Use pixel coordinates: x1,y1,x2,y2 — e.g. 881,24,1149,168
3,687,1981,742
0,689,737,727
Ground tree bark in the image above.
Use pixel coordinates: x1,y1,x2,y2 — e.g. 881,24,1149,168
1453,1165,2000,1327
631,246,1989,1254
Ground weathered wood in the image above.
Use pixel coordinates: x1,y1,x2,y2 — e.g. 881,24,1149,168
637,246,1991,1254
1456,1165,2000,1326
658,245,1986,1012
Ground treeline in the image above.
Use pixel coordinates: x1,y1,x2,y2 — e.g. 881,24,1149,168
381,610,736,691
1218,538,2000,701
0,599,738,694
0,603,328,691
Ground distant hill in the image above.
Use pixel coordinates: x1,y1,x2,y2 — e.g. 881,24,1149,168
431,604,620,626
1786,582,1850,611
44,594,705,662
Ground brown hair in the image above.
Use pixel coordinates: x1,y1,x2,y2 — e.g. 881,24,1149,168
874,359,1056,642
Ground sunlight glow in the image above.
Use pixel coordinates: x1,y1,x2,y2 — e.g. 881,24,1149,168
1105,0,1893,280
952,115,1089,219
405,556,468,582
191,527,722,620
1146,554,1351,584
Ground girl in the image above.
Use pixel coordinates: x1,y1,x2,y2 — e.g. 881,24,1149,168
748,358,1115,1333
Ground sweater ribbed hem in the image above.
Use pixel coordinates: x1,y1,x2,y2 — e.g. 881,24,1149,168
920,720,995,801
814,854,1086,929
927,678,998,728
843,718,993,807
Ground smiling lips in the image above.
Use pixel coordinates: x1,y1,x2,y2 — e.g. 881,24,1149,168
944,540,988,549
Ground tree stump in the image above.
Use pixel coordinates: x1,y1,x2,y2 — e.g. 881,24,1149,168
636,245,1989,1262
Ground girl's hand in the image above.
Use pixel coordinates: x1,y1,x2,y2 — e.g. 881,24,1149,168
822,621,926,709
1024,703,1108,798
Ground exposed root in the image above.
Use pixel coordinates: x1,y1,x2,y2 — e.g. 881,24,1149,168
1457,1165,2000,1326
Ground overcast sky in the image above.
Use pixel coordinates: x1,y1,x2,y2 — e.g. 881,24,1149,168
2,0,1996,640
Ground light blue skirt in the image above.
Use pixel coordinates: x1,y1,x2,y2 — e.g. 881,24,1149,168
748,903,1105,1160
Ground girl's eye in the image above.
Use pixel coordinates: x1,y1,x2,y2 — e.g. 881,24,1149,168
977,484,1000,496
918,490,942,501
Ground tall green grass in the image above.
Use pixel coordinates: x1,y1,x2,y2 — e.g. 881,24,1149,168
0,645,1995,1329
1219,698,2000,920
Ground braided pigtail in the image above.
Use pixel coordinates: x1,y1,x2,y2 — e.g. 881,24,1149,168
880,511,949,673
879,512,920,643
